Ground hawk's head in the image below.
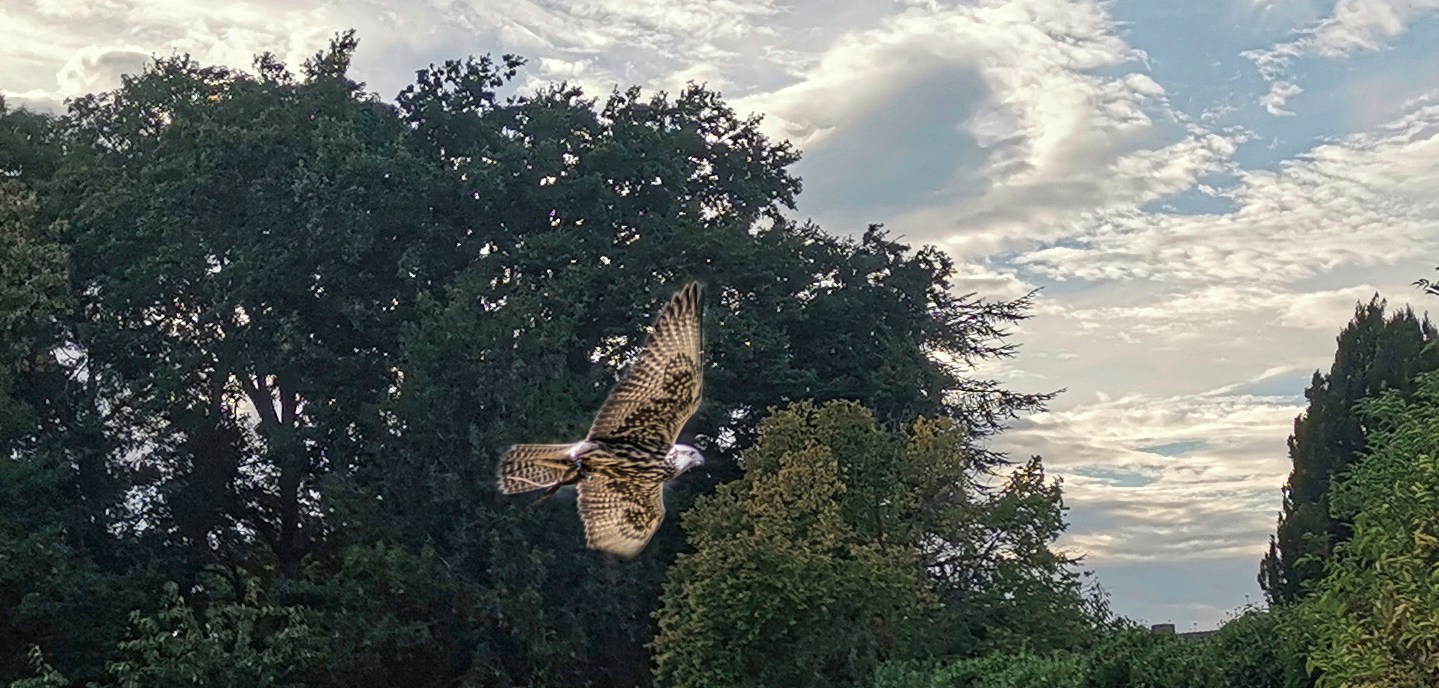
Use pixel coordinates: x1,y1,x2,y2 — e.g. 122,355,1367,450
666,444,705,475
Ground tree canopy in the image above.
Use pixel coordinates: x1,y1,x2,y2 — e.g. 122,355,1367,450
0,33,1065,688
653,401,1093,688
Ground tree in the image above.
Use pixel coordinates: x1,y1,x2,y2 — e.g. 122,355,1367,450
1260,298,1439,604
0,97,62,188
10,581,326,688
1207,608,1313,688
1,34,1060,688
53,32,455,579
1300,372,1439,687
364,58,1053,688
901,422,1094,656
0,181,67,443
393,56,1050,456
0,178,143,686
652,402,934,688
279,543,476,688
653,401,1088,687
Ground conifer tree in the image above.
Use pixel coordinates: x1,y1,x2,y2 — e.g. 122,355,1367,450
1260,298,1439,604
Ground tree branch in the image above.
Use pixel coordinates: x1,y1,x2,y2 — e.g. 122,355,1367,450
240,374,280,428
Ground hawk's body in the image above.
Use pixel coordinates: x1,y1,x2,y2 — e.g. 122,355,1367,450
497,282,705,557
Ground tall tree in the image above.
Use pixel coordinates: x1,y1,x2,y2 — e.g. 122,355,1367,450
0,181,67,441
1260,298,1439,604
0,175,150,685
54,33,455,579
652,402,935,688
0,96,62,188
355,57,1053,688
3,36,1060,688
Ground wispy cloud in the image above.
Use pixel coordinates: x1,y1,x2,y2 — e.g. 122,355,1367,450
1001,388,1301,563
1017,95,1439,283
1244,0,1439,114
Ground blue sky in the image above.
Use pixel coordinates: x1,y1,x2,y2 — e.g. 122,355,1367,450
5,0,1439,630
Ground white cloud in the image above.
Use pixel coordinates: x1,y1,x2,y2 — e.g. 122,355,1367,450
54,45,150,95
1245,0,1439,115
949,260,1039,301
732,0,1244,258
1000,389,1301,563
1310,0,1439,56
735,0,1143,150
0,0,361,109
1259,80,1303,116
1044,284,1382,349
1016,95,1439,283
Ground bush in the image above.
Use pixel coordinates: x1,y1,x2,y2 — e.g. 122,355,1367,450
872,609,1322,688
874,653,1086,688
1207,608,1313,688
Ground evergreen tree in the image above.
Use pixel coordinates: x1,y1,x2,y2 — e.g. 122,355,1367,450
1259,298,1439,605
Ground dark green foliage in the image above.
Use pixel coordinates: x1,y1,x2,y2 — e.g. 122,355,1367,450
12,582,325,688
0,524,147,687
0,180,67,444
56,32,454,579
873,652,1087,688
282,544,474,688
0,97,62,186
0,142,147,688
1206,609,1312,688
102,583,325,688
1,33,1068,688
1260,298,1439,605
872,609,1314,688
366,54,1052,687
1076,629,1211,688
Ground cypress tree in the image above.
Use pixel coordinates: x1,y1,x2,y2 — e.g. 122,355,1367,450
1259,297,1439,604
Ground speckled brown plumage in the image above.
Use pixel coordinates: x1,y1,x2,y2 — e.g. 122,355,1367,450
586,281,704,451
496,282,706,557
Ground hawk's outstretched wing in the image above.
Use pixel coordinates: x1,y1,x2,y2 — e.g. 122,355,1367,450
586,282,703,450
576,474,665,557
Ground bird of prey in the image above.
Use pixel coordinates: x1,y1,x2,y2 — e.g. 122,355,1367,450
497,281,706,557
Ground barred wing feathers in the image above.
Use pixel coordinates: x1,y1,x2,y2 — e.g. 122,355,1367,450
577,475,666,557
586,282,703,451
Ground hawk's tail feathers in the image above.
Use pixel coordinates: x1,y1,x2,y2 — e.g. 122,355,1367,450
497,443,578,494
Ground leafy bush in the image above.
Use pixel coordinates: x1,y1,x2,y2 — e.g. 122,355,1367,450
10,582,325,688
1207,608,1312,688
874,653,1085,688
872,608,1319,688
1300,372,1439,687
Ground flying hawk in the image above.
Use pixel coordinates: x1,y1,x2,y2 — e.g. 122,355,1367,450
497,281,706,557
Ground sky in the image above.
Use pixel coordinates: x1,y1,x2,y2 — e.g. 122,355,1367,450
4,0,1439,630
